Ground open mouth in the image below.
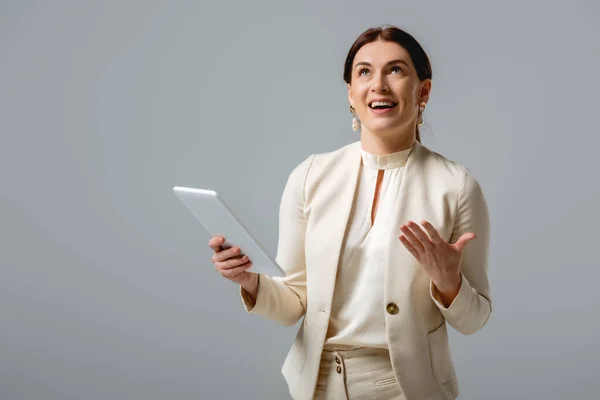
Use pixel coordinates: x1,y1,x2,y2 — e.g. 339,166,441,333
368,101,398,110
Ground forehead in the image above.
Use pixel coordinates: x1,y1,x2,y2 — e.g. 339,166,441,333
353,40,412,66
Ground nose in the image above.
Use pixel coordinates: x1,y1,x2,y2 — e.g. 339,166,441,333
370,72,389,93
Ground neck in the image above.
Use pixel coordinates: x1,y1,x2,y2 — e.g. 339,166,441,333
360,127,416,155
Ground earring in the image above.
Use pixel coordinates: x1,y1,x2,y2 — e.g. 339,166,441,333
350,105,360,131
418,102,426,126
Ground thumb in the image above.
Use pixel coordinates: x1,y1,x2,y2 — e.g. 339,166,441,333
453,232,476,252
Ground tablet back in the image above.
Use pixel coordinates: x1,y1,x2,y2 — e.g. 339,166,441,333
173,186,284,276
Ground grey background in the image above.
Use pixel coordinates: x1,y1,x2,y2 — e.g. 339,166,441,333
1,0,599,399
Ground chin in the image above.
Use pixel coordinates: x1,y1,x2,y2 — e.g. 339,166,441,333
364,120,403,134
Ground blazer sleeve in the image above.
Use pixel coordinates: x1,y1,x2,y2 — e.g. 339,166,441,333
430,168,492,335
239,154,315,326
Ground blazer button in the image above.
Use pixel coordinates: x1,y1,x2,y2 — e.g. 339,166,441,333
386,303,399,315
336,366,342,374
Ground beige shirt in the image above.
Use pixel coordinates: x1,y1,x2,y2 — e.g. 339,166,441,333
324,146,412,349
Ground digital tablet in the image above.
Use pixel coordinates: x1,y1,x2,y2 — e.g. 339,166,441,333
173,186,284,277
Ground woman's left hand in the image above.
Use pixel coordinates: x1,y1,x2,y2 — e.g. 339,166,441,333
398,220,475,298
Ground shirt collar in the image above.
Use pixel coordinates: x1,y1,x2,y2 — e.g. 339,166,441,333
360,146,413,170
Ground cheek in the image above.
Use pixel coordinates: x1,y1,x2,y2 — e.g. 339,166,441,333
394,81,419,102
396,93,414,106
353,87,369,102
351,89,369,110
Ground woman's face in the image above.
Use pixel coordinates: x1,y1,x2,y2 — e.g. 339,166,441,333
348,40,430,137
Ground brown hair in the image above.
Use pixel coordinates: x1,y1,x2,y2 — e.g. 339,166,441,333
343,25,432,142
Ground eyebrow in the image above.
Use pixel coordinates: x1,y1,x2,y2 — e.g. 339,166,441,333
354,59,409,69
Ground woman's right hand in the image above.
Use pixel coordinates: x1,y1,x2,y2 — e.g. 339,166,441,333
208,236,259,295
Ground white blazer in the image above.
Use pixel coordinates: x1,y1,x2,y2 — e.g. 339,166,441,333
241,140,492,400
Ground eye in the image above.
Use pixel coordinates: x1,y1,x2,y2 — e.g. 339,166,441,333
358,68,370,76
390,66,403,74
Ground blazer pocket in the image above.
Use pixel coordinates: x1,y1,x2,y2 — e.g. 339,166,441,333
427,321,455,384
289,319,307,373
373,376,398,387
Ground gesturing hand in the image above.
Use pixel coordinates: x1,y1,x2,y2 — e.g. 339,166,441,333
398,220,475,297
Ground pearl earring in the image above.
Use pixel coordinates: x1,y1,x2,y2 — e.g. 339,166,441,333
350,105,360,131
418,102,426,126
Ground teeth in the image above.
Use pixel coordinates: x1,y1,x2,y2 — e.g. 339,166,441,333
370,101,395,107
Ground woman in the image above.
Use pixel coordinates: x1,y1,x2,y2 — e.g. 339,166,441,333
209,25,491,400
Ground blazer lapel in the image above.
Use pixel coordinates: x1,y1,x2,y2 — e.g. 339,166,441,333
385,140,428,290
319,141,363,300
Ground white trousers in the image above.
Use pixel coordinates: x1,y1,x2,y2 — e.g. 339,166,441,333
313,347,404,400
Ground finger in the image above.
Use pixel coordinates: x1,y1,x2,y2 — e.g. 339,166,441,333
406,221,434,250
208,236,226,251
400,224,425,253
213,247,243,263
453,232,476,251
216,255,249,271
399,235,420,259
221,262,252,279
420,221,446,246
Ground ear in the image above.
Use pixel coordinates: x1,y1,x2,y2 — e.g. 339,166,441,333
418,79,432,103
